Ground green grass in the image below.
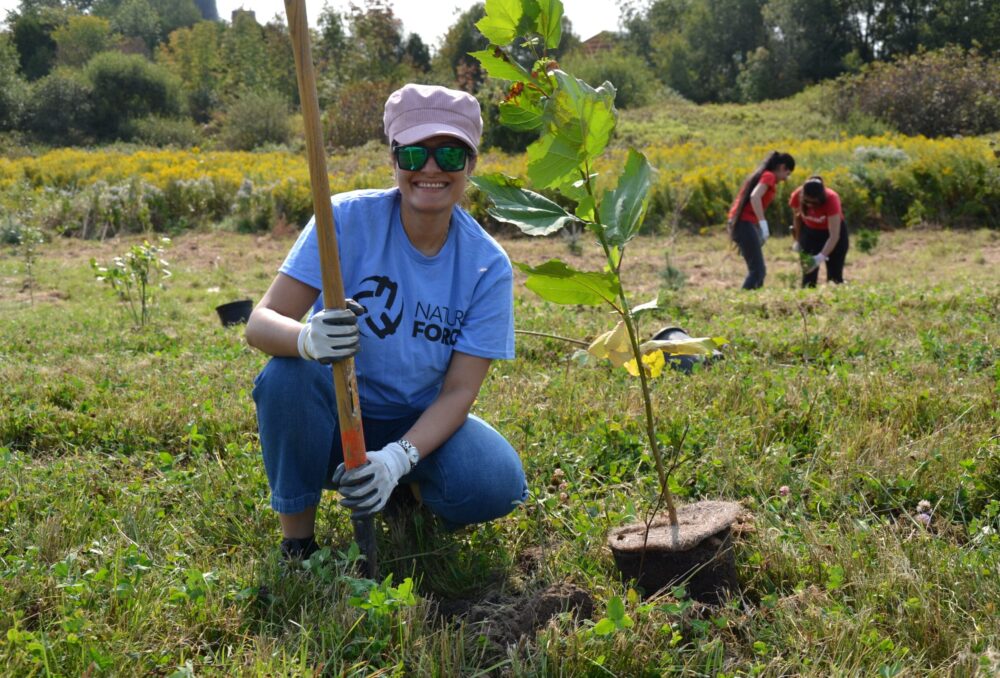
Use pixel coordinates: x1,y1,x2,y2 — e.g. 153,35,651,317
615,87,881,149
1,227,999,675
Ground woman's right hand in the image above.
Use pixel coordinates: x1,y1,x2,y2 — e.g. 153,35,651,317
792,240,802,253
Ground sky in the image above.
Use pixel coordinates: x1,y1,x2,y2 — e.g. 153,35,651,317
0,1,623,50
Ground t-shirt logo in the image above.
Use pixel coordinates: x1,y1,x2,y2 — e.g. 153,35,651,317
353,274,403,339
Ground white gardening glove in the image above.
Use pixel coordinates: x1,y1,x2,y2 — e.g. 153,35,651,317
792,240,802,253
758,219,770,243
297,299,364,364
805,252,827,274
330,442,412,518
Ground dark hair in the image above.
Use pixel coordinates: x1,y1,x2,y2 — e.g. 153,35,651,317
802,175,826,204
729,151,795,237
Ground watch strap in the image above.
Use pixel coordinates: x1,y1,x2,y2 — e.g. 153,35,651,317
397,439,419,469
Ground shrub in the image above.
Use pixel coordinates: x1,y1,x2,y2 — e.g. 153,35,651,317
24,69,95,145
85,51,183,141
560,47,660,109
830,47,1000,137
127,115,200,148
0,35,28,131
324,80,396,149
219,89,291,151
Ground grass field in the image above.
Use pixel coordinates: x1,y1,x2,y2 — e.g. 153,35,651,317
1,224,998,675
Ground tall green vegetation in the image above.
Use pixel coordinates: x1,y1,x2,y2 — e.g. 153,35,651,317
0,34,28,131
828,47,1000,138
155,20,223,123
52,14,114,67
219,89,290,151
622,0,1000,103
23,68,94,144
85,51,181,140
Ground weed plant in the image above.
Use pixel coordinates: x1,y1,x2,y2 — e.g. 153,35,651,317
1,227,997,675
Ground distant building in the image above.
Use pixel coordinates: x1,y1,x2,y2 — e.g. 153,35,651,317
195,0,220,21
581,31,619,55
232,9,257,24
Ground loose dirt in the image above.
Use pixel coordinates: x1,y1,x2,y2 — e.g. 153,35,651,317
434,581,594,648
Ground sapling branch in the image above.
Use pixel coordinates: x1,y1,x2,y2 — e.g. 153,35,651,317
514,329,590,346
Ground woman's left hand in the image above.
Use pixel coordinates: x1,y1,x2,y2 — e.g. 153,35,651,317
331,442,411,517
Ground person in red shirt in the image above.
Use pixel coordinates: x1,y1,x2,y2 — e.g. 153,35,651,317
789,175,850,287
727,151,795,289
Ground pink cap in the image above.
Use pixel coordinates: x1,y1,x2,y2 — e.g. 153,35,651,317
383,84,482,152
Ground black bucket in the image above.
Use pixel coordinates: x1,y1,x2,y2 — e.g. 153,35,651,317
215,299,253,326
653,326,723,374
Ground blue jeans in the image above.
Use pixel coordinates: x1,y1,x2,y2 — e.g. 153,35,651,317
252,357,528,527
732,220,766,289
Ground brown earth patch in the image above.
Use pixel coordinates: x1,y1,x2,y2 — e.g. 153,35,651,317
435,581,594,648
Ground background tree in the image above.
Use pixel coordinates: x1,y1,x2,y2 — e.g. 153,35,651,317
342,0,405,83
432,2,488,91
108,0,160,53
401,32,430,73
156,0,201,44
156,19,223,122
260,18,297,104
53,14,116,67
24,68,94,143
628,0,766,102
219,10,275,98
0,33,29,130
315,4,348,74
7,7,65,80
85,50,182,139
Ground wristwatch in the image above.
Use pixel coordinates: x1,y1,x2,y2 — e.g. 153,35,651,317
397,439,419,470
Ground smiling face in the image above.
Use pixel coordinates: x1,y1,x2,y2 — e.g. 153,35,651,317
393,135,476,225
773,164,793,183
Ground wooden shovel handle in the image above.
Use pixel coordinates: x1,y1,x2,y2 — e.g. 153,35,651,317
284,0,366,470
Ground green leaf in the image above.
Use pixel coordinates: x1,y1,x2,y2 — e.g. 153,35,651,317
469,49,531,83
499,98,544,131
559,173,597,202
824,564,845,591
515,0,542,37
476,0,523,46
599,148,654,247
470,174,577,236
575,194,595,222
592,617,616,635
526,71,617,188
607,595,626,621
514,259,620,306
535,0,564,49
526,132,583,189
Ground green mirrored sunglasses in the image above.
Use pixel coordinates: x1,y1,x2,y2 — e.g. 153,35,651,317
393,144,469,172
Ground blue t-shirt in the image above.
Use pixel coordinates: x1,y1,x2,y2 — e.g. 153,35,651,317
280,188,515,418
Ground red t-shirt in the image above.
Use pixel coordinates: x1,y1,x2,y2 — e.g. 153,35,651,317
729,170,776,224
789,187,843,231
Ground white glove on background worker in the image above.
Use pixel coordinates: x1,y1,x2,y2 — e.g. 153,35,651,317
758,219,770,243
805,252,828,274
297,299,365,364
331,441,418,518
